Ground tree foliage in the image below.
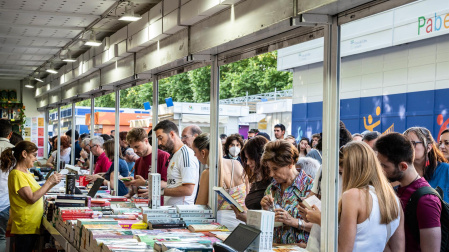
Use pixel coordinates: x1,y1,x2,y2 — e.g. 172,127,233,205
78,51,292,109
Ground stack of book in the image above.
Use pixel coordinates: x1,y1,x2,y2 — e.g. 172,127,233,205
132,198,150,208
246,210,275,252
75,219,121,251
55,194,87,208
187,223,228,232
141,206,185,229
176,205,216,225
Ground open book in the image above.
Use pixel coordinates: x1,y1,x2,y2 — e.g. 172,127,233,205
303,195,321,211
213,186,244,212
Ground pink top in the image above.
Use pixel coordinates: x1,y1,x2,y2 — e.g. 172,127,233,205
94,152,112,174
397,177,441,252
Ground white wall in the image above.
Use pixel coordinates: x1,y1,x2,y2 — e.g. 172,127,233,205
292,34,449,104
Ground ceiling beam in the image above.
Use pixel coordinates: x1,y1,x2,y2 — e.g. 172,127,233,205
0,22,85,31
0,73,28,76
0,44,62,50
0,68,35,73
0,8,101,19
0,34,73,42
0,64,42,68
0,51,50,56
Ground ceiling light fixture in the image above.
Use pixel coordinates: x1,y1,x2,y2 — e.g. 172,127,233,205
34,72,44,82
85,30,102,47
46,62,58,74
119,1,142,22
25,78,34,89
63,49,77,62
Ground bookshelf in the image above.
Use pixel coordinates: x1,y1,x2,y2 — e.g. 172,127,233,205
0,101,25,133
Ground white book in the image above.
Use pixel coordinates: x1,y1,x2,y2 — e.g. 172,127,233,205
176,205,213,214
213,186,244,212
303,195,321,211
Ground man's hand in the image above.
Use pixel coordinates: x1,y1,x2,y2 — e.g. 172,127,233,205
137,188,148,198
124,175,146,187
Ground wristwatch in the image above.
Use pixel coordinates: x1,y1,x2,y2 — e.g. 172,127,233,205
298,218,303,227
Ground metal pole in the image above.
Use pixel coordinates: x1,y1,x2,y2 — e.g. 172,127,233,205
56,105,61,172
71,103,75,165
44,109,49,160
246,91,248,106
274,87,277,100
209,55,219,215
90,97,95,175
321,15,340,252
114,89,120,196
151,76,159,174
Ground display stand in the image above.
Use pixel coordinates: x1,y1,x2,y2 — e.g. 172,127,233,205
42,218,78,252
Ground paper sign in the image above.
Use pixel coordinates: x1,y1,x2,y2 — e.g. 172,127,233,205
38,138,44,147
38,117,44,127
38,148,44,157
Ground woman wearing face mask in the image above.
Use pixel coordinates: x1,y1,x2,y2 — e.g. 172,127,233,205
223,134,244,166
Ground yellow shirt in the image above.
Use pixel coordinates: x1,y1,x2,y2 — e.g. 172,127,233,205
8,169,43,234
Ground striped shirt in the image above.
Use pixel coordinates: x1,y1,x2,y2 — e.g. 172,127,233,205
164,145,199,206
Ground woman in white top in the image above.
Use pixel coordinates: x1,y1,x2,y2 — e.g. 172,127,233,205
45,135,71,167
338,141,404,252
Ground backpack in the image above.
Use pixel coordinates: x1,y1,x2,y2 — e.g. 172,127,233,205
405,186,449,252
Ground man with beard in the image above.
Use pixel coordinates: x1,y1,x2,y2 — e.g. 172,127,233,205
154,120,199,206
123,128,170,200
376,133,441,252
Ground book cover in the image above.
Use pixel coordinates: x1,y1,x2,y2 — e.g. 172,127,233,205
55,202,85,207
148,220,186,230
56,199,86,204
160,242,213,252
213,186,244,212
141,206,177,214
187,223,228,232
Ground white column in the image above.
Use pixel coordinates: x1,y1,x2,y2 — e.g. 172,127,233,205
209,56,219,215
114,89,120,196
151,76,159,174
71,103,75,165
321,15,341,252
56,105,61,172
90,97,95,175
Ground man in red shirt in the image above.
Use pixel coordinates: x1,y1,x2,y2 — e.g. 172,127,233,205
376,133,441,252
90,136,112,174
124,128,170,200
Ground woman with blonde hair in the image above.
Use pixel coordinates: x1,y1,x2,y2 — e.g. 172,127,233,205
338,141,404,252
193,133,249,230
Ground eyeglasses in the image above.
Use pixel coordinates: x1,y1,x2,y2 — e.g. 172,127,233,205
181,135,192,140
411,141,423,147
89,144,99,149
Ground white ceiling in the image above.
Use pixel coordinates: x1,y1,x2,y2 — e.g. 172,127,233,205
0,0,161,81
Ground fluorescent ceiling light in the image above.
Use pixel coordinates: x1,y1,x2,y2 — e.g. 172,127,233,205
25,79,34,88
46,69,58,74
119,1,142,21
62,49,77,62
35,77,44,82
85,30,101,47
119,15,142,21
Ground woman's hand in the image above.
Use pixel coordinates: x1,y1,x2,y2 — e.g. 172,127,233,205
231,205,247,222
274,208,296,227
47,172,62,186
305,205,321,226
260,194,274,211
80,149,88,159
297,201,309,221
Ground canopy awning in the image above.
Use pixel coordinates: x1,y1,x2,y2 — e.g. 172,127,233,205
181,114,229,124
129,117,152,128
239,114,266,123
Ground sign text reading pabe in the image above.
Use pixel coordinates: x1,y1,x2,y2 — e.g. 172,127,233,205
418,13,449,35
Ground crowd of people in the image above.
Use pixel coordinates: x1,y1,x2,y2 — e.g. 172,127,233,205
0,118,448,251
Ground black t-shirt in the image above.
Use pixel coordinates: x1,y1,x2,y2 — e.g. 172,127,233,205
245,179,272,210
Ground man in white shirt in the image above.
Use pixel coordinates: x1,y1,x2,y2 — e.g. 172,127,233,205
0,120,14,251
154,120,199,206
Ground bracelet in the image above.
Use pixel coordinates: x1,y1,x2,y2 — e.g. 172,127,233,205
298,218,303,228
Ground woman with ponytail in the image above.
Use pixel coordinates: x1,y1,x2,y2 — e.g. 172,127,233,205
0,141,62,252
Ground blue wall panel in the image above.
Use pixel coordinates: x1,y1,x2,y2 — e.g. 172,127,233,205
291,88,449,141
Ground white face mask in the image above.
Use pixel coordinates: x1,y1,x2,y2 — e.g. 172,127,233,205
229,146,241,157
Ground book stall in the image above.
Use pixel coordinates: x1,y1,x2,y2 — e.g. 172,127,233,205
40,169,308,252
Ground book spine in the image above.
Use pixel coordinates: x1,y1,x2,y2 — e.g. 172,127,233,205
55,203,86,207
149,223,186,229
56,195,87,200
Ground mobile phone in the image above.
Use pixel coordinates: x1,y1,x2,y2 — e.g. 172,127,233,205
138,186,147,190
120,177,131,181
